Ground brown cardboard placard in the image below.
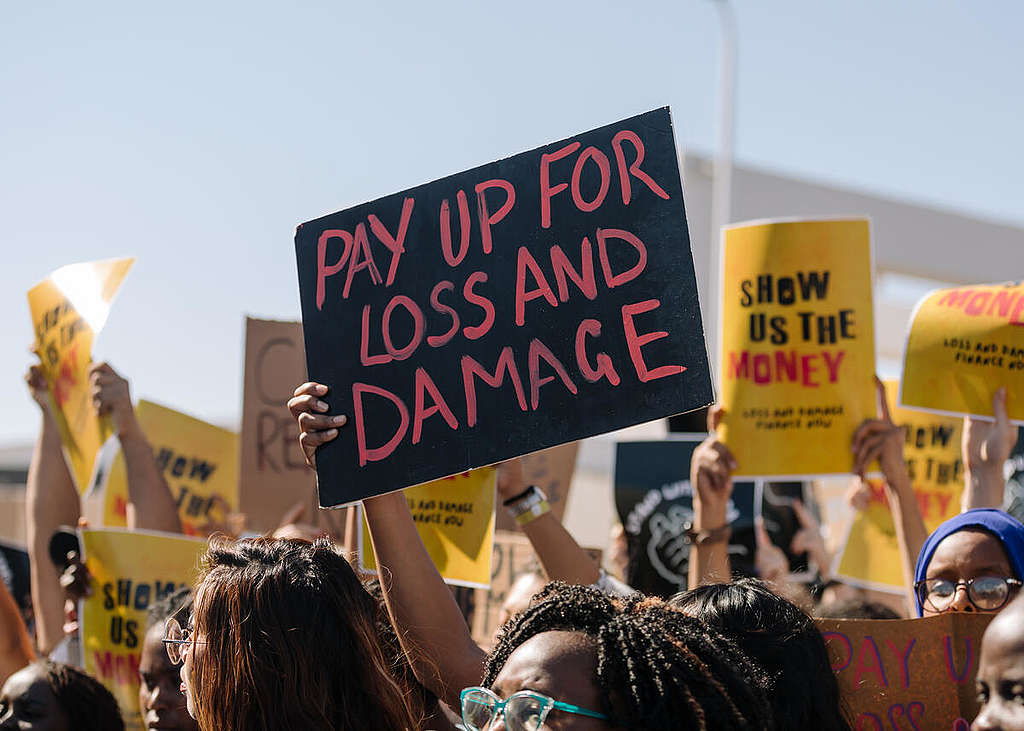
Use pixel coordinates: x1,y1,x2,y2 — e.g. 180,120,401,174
495,442,580,532
817,613,992,729
238,318,324,534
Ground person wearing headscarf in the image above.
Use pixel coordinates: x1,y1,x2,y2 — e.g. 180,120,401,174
913,508,1024,617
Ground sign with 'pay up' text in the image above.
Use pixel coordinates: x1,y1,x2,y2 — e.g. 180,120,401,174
295,107,712,506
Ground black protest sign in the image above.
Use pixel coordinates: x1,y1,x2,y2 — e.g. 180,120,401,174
295,107,712,506
614,439,757,597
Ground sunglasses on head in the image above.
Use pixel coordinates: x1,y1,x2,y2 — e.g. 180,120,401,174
460,686,608,731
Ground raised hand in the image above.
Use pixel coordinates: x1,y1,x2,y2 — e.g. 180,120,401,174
691,406,738,515
789,499,831,579
25,364,51,412
963,387,1018,477
754,516,788,585
286,382,347,468
851,377,907,484
88,362,139,438
962,387,1019,510
495,458,526,502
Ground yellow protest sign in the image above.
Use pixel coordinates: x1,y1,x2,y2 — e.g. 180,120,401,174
27,258,134,492
360,468,496,587
902,281,1024,423
837,382,964,590
719,218,876,477
79,528,206,731
100,401,239,536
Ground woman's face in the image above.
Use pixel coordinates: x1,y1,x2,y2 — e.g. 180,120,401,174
923,529,1018,616
178,597,206,723
139,623,198,731
489,630,612,730
0,665,70,731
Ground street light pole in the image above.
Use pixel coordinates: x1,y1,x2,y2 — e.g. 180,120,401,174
707,0,736,385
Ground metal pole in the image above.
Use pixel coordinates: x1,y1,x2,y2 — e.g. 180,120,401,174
707,0,736,386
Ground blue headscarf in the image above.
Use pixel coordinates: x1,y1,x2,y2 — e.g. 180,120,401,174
913,508,1024,616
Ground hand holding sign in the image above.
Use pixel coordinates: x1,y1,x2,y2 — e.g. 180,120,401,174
851,377,907,480
690,408,738,516
495,458,526,502
25,363,50,412
288,382,347,469
88,363,137,439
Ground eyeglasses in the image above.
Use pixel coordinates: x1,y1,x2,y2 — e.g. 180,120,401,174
915,576,1023,612
460,686,609,731
162,616,204,665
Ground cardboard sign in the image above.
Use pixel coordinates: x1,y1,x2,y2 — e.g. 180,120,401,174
613,439,757,596
817,614,992,730
98,401,239,536
468,531,537,647
359,468,496,587
295,107,712,506
27,258,134,492
495,442,579,531
837,382,964,591
719,219,876,478
902,281,1024,424
238,317,318,533
79,529,206,731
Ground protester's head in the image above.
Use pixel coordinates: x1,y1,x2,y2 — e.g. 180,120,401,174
496,569,547,629
139,587,196,731
914,509,1024,618
0,660,124,731
815,598,901,620
671,578,850,731
478,582,773,730
974,593,1024,731
183,537,416,731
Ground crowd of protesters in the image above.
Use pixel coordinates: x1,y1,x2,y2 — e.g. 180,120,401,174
1,349,1022,730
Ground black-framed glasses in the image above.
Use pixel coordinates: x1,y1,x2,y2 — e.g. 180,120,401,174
915,576,1023,612
460,686,609,731
162,616,204,665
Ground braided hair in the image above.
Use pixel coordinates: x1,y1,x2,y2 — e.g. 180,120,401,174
483,582,775,730
39,660,125,731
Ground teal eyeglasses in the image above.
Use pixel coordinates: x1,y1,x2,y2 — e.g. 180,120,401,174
460,686,609,730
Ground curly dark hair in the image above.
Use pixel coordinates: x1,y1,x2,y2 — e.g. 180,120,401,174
38,660,125,731
671,579,851,731
483,582,775,730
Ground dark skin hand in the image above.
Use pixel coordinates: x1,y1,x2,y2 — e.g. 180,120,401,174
974,597,1024,731
923,529,1018,616
490,631,612,731
0,664,71,731
139,624,198,731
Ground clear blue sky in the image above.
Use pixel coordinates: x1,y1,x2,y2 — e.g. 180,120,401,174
2,0,1022,444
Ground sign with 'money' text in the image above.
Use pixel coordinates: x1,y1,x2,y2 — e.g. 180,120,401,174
295,107,712,506
719,218,876,478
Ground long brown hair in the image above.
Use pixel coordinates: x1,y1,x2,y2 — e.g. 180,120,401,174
189,537,418,731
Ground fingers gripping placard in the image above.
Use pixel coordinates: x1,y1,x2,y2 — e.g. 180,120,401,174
295,108,712,506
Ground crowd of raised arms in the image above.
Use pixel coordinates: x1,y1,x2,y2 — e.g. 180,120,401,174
1,359,1022,731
